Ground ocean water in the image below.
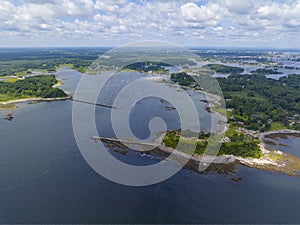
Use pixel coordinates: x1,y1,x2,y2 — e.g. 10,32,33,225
0,68,300,224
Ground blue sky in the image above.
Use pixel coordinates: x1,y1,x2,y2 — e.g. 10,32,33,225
0,0,299,48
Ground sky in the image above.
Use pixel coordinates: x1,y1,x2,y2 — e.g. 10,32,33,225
0,0,299,48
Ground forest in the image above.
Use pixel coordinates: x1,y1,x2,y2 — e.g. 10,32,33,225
218,74,300,131
170,69,300,132
0,75,67,102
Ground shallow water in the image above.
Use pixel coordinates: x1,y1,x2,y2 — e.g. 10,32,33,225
265,134,300,158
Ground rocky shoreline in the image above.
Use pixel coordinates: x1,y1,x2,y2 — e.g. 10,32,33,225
95,129,300,176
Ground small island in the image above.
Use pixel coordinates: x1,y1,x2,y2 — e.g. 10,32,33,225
251,68,283,75
205,64,245,74
123,61,171,74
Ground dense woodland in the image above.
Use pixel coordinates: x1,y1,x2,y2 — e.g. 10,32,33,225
218,74,300,131
0,75,67,101
170,69,300,132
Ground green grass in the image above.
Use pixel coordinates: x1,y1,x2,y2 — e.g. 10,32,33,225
225,124,239,136
0,94,28,102
3,77,20,83
14,71,27,77
270,122,287,131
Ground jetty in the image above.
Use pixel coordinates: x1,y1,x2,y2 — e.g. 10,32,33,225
92,136,159,147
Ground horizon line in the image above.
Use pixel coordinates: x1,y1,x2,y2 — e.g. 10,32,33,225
0,46,299,51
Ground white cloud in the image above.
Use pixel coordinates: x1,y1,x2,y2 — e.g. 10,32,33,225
0,0,299,47
180,2,225,23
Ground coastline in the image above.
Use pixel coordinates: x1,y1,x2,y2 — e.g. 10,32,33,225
160,77,300,175
0,75,70,106
161,129,300,176
95,128,300,176
0,96,72,106
145,75,300,175
161,81,228,134
259,129,300,140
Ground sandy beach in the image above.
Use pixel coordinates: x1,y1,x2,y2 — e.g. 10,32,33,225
0,96,72,106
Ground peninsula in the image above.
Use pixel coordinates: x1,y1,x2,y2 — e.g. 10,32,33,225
0,74,69,105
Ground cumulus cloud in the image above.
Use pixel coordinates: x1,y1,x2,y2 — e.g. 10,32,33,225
180,2,226,28
0,0,299,47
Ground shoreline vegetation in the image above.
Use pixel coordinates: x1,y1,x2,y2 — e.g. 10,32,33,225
0,96,71,106
94,129,300,176
0,75,69,106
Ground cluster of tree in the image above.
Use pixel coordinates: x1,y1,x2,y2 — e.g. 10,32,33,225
206,64,244,74
219,141,262,158
162,130,207,155
218,74,300,131
124,62,170,73
163,129,262,158
163,130,180,149
0,75,67,99
251,68,283,75
170,72,196,86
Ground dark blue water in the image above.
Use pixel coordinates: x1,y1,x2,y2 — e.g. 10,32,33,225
1,68,300,224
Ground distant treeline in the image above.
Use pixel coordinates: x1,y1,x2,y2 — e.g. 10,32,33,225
0,48,107,76
251,68,283,75
124,62,171,73
206,64,244,74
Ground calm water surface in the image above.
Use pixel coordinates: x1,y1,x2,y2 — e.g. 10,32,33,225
1,68,300,224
